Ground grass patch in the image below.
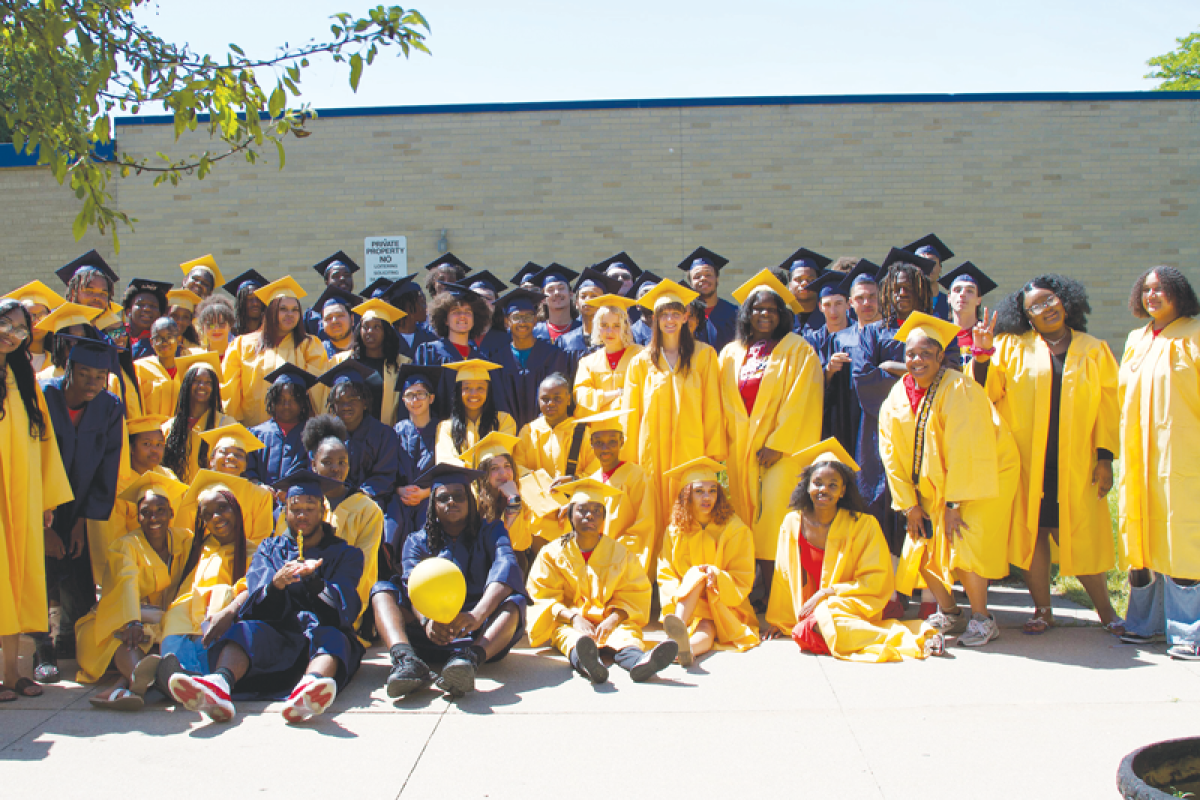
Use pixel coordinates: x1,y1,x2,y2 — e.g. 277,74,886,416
1049,460,1128,617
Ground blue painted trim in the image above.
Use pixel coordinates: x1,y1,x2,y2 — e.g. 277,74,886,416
114,90,1200,127
0,141,116,169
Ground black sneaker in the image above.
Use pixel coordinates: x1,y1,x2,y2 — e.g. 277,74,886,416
435,649,479,697
386,652,434,698
629,640,679,683
572,636,609,684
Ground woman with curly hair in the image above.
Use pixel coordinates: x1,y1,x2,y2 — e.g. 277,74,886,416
221,277,328,427
162,361,233,484
1118,266,1200,659
658,457,758,666
0,299,71,701
415,284,509,420
971,274,1123,635
764,440,942,661
194,295,237,361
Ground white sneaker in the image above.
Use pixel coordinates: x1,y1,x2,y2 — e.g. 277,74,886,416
958,614,1000,647
281,676,337,724
926,607,965,634
169,673,235,722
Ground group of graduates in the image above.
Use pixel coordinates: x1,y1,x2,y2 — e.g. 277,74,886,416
0,234,1197,725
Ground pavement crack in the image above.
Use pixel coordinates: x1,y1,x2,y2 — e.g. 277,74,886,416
818,657,887,800
394,702,452,799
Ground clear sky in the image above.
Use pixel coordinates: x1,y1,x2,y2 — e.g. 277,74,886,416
132,0,1197,111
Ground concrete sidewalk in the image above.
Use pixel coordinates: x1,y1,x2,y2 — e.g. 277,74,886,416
1,586,1193,799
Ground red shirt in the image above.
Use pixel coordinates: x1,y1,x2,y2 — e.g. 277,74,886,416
902,373,928,414
547,321,571,342
452,342,471,359
1152,327,1163,338
166,366,177,379
278,421,297,436
581,549,594,563
605,349,624,371
67,406,84,426
601,462,624,483
738,339,777,413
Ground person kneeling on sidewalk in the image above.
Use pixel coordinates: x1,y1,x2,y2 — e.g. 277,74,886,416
371,463,527,699
526,478,677,684
169,470,364,724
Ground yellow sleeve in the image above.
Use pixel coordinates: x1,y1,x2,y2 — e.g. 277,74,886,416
499,412,517,436
940,379,999,503
572,356,604,415
699,347,727,462
711,520,756,606
655,527,686,607
434,420,458,464
525,546,571,646
244,486,275,548
763,336,823,455
982,334,1014,405
878,390,919,512
619,357,645,463
604,544,651,627
1094,340,1120,455
515,422,537,473
826,515,894,619
764,515,799,632
301,336,330,375
91,536,143,640
220,336,246,422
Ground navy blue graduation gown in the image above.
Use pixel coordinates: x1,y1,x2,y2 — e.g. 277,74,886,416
489,339,570,430
398,520,527,615
345,415,400,505
693,297,738,354
383,418,438,552
554,324,598,384
42,378,124,534
793,308,827,337
931,292,951,321
477,328,512,360
396,324,438,362
244,419,308,487
532,318,580,345
217,530,364,696
804,325,864,457
414,337,511,419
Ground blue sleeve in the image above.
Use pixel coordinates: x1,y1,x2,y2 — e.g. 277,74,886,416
360,421,400,501
851,324,900,418
481,521,526,598
83,395,125,521
398,531,433,608
240,538,292,621
309,543,364,629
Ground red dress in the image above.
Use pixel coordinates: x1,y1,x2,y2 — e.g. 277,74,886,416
791,535,830,655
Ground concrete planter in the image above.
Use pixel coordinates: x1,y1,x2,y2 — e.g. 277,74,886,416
1119,737,1200,799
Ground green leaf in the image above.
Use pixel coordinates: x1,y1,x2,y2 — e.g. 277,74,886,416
274,138,286,169
269,85,286,118
72,208,88,240
349,53,363,91
230,43,245,56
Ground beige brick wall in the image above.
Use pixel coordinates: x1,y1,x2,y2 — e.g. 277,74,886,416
1,96,1197,350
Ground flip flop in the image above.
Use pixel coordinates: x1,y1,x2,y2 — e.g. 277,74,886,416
1023,607,1053,635
0,686,16,702
89,686,144,711
12,678,43,697
130,654,161,697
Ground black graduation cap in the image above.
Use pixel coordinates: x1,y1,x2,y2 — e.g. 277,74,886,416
312,251,361,279
222,269,269,296
272,468,345,500
380,274,422,303
398,363,444,394
423,253,472,275
939,261,997,297
574,268,621,295
311,285,363,313
881,247,937,276
498,287,545,315
126,278,173,301
632,270,663,295
530,263,580,290
413,462,485,489
846,259,881,287
807,271,850,299
465,270,507,297
316,359,376,388
592,252,643,280
903,234,954,264
440,282,485,303
511,262,543,287
778,247,832,275
58,333,117,371
263,362,319,390
362,277,395,299
56,250,118,286
676,247,729,273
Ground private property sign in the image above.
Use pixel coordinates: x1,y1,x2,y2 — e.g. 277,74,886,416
364,236,408,283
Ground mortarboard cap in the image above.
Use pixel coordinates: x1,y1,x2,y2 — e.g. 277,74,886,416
413,462,485,490
58,333,117,371
846,259,881,286
903,234,954,264
379,274,422,303
552,477,624,507
593,252,643,281
574,268,621,295
198,422,265,455
662,456,725,486
126,278,173,302
56,250,118,286
175,351,222,378
271,468,345,500
316,359,376,388
511,262,543,287
792,437,861,472
632,270,663,297
881,247,937,276
312,251,361,279
465,270,507,297
778,247,832,275
118,470,189,507
311,285,362,314
93,310,123,333
127,415,171,436
677,247,729,273
254,276,307,306
893,311,962,350
264,362,319,390
5,280,66,311
180,255,225,287
637,278,700,311
445,358,501,383
457,432,521,470
362,277,395,299
166,288,202,312
530,263,579,291
423,253,471,275
732,269,802,314
498,287,544,315
939,261,997,297
807,271,851,300
35,302,102,333
576,408,631,435
583,293,637,311
440,282,485,304
398,364,444,393
221,269,268,296
354,298,406,326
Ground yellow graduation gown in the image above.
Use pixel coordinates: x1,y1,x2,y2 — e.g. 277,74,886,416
434,412,517,464
527,534,651,656
88,464,179,589
621,342,726,560
515,414,597,480
220,332,328,427
174,473,274,554
161,411,236,485
766,510,934,662
161,538,247,638
983,331,1118,575
573,344,643,415
0,375,72,636
134,357,181,417
879,369,1020,588
658,515,758,650
1118,317,1200,579
75,526,192,683
590,461,657,575
718,333,824,559
327,493,383,629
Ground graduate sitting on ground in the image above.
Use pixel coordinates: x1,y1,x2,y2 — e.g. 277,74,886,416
576,409,655,574
243,363,317,488
526,478,677,684
762,439,943,661
371,463,526,699
658,457,759,666
78,472,192,707
169,470,364,724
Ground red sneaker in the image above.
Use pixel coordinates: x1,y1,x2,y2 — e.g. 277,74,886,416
169,673,234,722
281,676,337,724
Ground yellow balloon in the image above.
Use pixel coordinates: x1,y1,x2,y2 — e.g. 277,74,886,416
407,557,467,624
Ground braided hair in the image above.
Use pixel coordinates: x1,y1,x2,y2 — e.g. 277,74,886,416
178,488,248,588
65,267,114,307
234,283,263,337
0,300,47,439
422,482,481,557
162,365,223,478
878,263,934,328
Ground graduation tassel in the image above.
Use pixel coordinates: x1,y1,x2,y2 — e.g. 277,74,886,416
296,529,305,562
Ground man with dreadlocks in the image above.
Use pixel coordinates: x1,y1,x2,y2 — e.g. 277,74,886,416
370,463,526,699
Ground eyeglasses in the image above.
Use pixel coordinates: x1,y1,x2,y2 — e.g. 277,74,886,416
0,318,30,341
1025,295,1061,316
403,391,430,402
507,313,537,324
152,334,179,347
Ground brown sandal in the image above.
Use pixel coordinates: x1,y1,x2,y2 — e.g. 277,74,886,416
1023,606,1053,635
0,678,43,699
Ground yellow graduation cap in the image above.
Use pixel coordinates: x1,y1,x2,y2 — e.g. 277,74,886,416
34,302,103,333
254,275,306,306
93,310,123,332
5,280,66,311
198,423,265,455
108,301,123,316
576,408,631,434
662,455,724,486
583,293,638,311
732,268,802,314
893,311,962,350
127,415,170,436
793,437,861,473
636,278,700,311
445,358,502,383
118,470,188,508
176,351,222,377
180,254,225,287
353,298,407,326
167,288,202,312
180,468,254,511
551,476,624,506
457,431,521,469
